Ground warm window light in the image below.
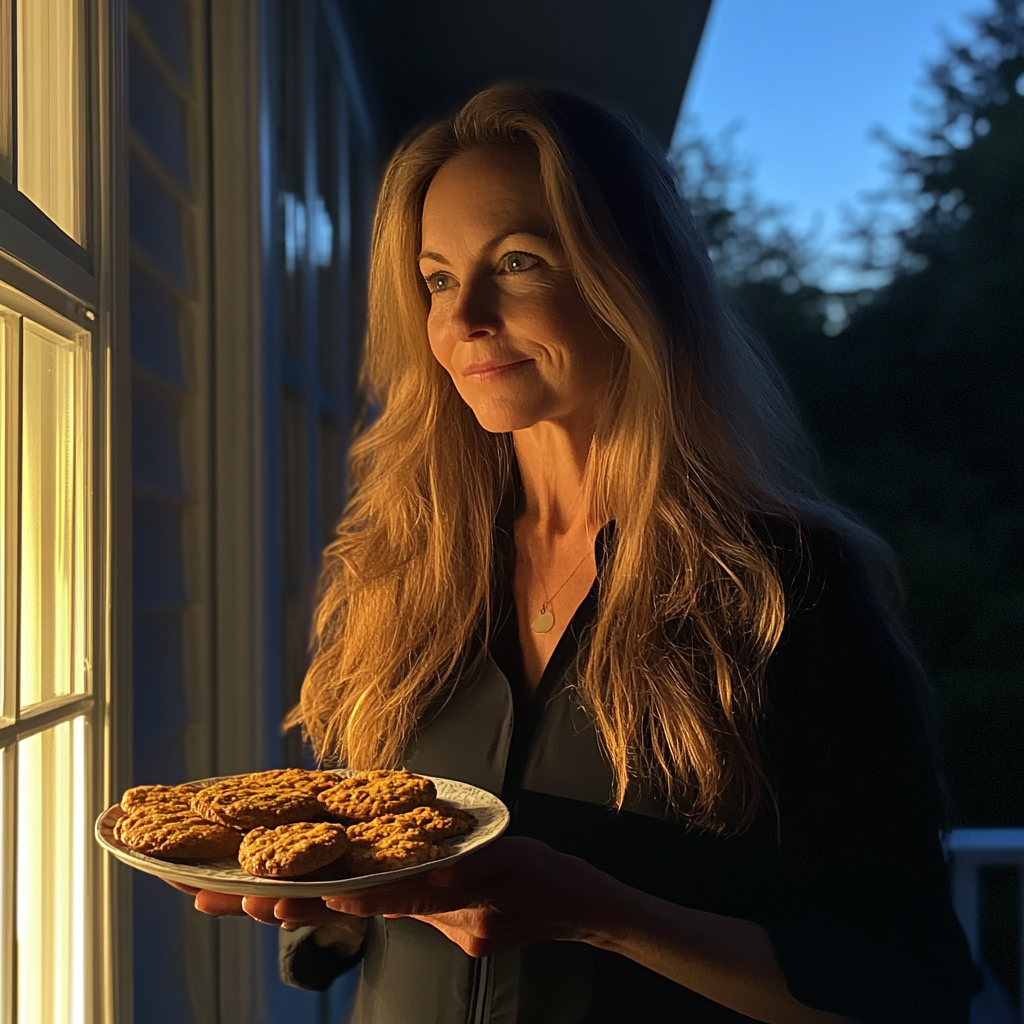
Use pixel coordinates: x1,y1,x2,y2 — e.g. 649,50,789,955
16,0,86,243
16,717,89,1024
20,320,86,708
0,291,93,1022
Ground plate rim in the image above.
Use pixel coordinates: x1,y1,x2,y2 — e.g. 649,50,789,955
94,770,509,897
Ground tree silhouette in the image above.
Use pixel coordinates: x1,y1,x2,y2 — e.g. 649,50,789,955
675,0,1024,832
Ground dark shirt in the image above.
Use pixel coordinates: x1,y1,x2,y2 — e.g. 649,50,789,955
281,519,978,1023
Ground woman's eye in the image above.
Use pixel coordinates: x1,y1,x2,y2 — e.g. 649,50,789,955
501,251,539,274
425,272,452,293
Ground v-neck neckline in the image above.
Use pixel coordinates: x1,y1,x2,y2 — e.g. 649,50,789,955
490,519,615,804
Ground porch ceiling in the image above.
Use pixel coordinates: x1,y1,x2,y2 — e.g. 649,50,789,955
341,0,713,152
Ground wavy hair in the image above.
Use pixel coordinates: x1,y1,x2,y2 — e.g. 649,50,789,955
285,85,895,834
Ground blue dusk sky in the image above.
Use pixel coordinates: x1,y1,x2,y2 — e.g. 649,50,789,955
676,0,988,284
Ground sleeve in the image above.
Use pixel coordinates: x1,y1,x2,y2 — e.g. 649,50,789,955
278,924,364,991
755,530,980,1023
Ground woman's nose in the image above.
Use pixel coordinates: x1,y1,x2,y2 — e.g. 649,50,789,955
451,276,500,340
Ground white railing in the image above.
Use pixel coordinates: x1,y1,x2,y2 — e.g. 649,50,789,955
944,828,1024,1019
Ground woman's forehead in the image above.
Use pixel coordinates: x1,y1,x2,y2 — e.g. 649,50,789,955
421,149,549,242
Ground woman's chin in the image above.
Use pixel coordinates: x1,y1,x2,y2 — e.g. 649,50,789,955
467,402,543,435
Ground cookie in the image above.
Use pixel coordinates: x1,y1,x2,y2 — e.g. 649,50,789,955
344,833,453,876
394,804,476,839
114,806,243,860
318,769,437,822
238,822,350,878
121,783,199,813
346,804,476,845
240,768,341,793
191,769,340,830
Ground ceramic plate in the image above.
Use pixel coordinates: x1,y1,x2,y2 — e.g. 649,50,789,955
94,771,509,897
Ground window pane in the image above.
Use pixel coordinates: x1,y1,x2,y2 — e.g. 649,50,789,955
20,319,88,708
0,311,17,719
16,0,86,243
16,717,89,1024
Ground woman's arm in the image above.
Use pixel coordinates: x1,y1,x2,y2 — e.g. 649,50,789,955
323,836,853,1024
582,869,854,1024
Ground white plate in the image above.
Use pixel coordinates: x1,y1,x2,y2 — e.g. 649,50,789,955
94,771,510,897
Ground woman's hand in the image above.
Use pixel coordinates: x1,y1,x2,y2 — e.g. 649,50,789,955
164,881,368,954
322,836,612,958
320,841,852,1023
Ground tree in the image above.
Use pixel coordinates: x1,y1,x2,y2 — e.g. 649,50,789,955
811,0,1023,831
674,0,1024,830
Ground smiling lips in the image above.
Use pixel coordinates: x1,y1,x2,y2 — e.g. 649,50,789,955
461,358,533,381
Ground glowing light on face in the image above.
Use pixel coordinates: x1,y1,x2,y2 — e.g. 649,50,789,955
419,149,616,436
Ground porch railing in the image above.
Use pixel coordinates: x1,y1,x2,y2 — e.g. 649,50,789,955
944,828,1024,1020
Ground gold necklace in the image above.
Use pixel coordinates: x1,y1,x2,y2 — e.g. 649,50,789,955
529,534,592,634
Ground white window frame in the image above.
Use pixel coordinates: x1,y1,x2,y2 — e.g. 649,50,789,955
0,0,131,1022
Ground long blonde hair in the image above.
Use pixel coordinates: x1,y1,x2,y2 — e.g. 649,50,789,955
286,86,878,834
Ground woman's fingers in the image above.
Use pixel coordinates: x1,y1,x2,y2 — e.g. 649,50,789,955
186,887,362,936
241,896,281,926
194,890,247,917
272,898,352,929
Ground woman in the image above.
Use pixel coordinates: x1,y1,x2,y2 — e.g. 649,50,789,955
187,87,977,1022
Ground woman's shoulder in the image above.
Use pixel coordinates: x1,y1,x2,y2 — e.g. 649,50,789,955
749,510,875,619
753,511,942,801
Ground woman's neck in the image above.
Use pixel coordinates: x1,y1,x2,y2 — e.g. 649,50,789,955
512,418,593,538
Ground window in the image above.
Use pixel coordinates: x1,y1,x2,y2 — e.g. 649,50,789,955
0,2,118,1015
0,289,96,1024
0,0,121,1020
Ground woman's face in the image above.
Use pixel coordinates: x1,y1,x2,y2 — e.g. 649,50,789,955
419,148,616,435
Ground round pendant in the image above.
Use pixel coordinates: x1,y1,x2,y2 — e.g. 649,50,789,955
531,609,554,634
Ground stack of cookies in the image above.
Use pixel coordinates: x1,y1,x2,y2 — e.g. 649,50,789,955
114,768,476,880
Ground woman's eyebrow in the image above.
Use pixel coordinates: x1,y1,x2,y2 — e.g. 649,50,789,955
417,229,551,265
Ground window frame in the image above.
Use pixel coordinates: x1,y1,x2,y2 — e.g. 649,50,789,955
0,0,131,1021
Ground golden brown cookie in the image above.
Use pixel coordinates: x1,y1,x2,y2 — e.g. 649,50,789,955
238,822,350,878
345,804,476,845
240,768,341,793
343,833,453,876
114,806,243,860
191,769,339,829
121,783,200,813
396,804,477,839
317,769,437,822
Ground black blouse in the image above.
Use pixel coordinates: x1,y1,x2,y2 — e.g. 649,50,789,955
281,518,979,1023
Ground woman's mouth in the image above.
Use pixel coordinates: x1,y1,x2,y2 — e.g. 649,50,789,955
461,358,533,382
